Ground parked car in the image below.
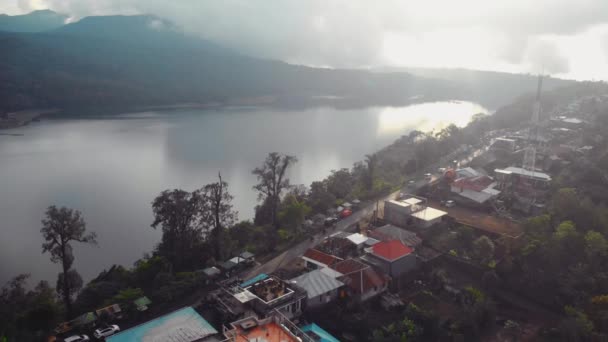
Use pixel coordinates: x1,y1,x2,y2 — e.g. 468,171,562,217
324,217,338,227
64,335,90,342
424,173,433,179
339,209,353,219
93,325,120,339
445,200,455,207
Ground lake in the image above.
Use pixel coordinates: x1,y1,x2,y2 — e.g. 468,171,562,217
0,101,487,284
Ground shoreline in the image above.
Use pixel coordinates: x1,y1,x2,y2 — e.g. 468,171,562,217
0,108,58,130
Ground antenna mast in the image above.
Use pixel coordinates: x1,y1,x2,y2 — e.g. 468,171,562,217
522,75,543,172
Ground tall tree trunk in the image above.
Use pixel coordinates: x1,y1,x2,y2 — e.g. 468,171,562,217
214,174,223,260
272,195,279,230
61,245,72,319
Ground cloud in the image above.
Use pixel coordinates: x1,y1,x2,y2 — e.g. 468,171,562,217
3,0,608,78
525,38,570,74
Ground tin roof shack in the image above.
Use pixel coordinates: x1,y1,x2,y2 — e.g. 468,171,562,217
95,304,122,321
291,270,344,308
450,174,501,206
215,275,307,320
364,240,418,278
383,196,447,229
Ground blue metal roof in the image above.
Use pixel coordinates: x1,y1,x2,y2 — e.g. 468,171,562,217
107,306,217,342
240,273,268,288
301,323,340,342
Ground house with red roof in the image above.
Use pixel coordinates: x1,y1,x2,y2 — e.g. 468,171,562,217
302,248,342,270
322,258,389,302
363,240,418,278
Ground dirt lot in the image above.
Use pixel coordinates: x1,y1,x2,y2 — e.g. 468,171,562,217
427,199,523,238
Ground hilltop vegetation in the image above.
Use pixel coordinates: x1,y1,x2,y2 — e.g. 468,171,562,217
0,11,577,115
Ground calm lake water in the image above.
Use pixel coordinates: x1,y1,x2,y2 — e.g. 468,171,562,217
0,101,487,284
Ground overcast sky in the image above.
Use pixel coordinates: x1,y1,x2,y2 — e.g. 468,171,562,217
4,0,608,81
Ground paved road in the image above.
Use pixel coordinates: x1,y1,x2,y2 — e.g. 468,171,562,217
245,191,400,278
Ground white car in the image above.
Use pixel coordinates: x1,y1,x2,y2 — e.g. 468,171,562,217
445,200,455,208
93,325,120,339
64,335,90,342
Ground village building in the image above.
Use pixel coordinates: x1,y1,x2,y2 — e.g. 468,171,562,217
302,248,343,269
290,269,344,308
213,274,307,320
383,196,447,228
363,240,418,278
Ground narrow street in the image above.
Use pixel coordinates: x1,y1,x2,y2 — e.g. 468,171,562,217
245,190,399,278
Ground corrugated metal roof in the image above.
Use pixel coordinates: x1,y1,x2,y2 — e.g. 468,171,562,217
301,323,340,342
107,306,217,342
240,273,269,288
291,270,343,299
371,225,422,247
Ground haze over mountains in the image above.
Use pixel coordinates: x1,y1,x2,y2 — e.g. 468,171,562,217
0,11,575,115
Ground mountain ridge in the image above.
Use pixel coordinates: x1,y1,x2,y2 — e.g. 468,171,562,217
0,11,578,115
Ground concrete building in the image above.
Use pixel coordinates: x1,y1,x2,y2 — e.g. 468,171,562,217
223,313,339,342
384,196,447,228
213,275,307,320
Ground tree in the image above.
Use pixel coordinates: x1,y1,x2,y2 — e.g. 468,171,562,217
558,306,594,341
199,173,237,261
308,181,336,213
1,275,60,340
151,189,206,271
554,221,578,241
279,195,311,232
461,287,495,336
364,154,378,191
584,230,608,259
473,236,495,264
41,205,97,318
456,226,474,248
252,152,297,229
56,270,83,312
326,168,355,199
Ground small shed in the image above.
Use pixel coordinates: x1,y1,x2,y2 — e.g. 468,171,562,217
240,251,255,261
219,260,238,276
202,266,221,284
133,296,152,312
